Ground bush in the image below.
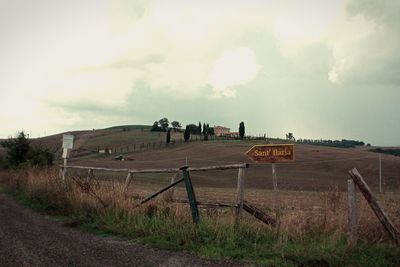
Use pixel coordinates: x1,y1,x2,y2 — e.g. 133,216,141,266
1,131,54,169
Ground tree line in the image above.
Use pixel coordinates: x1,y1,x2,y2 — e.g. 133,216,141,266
151,117,245,144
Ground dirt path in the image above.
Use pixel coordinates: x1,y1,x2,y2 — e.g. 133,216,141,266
0,193,242,267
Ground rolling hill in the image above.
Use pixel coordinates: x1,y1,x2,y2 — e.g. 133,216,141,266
27,125,400,192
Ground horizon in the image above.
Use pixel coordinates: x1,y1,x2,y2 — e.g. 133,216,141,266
1,1,399,146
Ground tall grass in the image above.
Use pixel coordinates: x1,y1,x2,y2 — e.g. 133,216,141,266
2,168,400,267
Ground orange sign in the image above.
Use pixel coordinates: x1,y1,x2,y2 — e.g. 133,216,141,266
245,144,295,163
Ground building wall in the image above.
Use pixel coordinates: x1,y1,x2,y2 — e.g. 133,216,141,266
214,126,230,136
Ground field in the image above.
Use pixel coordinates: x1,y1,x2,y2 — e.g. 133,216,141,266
2,126,400,266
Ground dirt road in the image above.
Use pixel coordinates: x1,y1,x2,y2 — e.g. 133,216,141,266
0,193,241,267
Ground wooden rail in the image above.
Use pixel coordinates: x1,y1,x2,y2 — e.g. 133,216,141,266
60,163,248,174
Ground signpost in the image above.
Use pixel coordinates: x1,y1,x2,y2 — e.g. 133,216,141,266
61,134,74,181
245,144,295,193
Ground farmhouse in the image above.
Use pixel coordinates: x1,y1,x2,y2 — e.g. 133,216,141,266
214,125,230,136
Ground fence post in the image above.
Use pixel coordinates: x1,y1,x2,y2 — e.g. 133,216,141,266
124,172,133,198
347,179,358,246
62,158,67,182
181,166,200,224
170,172,179,198
235,167,245,229
349,168,400,245
86,169,94,183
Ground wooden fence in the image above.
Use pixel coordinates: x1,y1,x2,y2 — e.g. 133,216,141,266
60,163,276,227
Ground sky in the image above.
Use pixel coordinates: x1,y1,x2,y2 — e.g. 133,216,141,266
0,0,399,146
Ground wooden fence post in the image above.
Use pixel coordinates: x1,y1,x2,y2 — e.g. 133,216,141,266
349,168,400,245
124,172,133,198
170,172,179,198
181,166,200,224
62,158,67,182
234,167,245,229
272,163,278,191
347,179,358,246
86,169,94,183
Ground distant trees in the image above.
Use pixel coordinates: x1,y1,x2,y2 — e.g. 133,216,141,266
239,122,245,139
151,121,162,132
1,131,54,169
184,126,190,142
171,121,182,132
296,138,365,148
286,132,295,141
158,117,169,131
151,117,175,132
187,124,199,135
198,122,202,135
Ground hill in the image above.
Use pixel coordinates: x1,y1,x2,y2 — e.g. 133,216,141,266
9,125,399,192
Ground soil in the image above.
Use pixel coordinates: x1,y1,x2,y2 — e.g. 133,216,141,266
0,192,243,267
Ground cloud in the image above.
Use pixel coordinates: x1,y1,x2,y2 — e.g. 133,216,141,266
328,0,400,85
209,47,260,97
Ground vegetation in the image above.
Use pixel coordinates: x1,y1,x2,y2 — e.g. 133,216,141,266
286,132,295,141
186,124,199,135
166,129,171,145
105,125,151,131
171,121,182,132
369,148,400,157
239,122,245,139
184,126,190,142
1,131,54,169
2,169,400,267
151,118,170,132
296,139,365,148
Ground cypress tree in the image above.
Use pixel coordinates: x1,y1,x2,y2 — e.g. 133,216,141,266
184,126,190,142
166,129,171,144
239,122,245,139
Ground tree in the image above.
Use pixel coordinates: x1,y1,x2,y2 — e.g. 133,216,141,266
202,123,206,135
166,129,171,144
171,121,182,132
158,117,169,132
184,125,190,142
151,121,161,132
198,122,202,135
239,122,245,139
1,131,53,168
187,124,198,135
286,132,295,141
1,131,30,166
208,127,215,136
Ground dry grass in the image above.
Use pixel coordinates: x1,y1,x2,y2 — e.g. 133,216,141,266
4,167,399,245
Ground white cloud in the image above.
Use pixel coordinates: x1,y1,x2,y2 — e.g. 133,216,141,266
209,47,259,97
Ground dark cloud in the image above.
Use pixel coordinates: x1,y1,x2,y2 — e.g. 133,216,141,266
339,0,400,85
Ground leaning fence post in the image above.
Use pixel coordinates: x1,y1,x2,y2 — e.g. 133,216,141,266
347,179,358,246
349,168,400,245
181,166,200,224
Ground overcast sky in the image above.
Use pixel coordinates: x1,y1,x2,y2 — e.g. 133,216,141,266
0,0,399,146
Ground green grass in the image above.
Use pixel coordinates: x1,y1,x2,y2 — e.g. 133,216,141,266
4,185,400,267
105,125,152,131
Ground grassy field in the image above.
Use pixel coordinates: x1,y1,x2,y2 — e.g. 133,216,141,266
6,126,398,265
1,168,399,267
63,139,400,192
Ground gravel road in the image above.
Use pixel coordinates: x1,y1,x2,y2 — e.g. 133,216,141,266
0,193,243,267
